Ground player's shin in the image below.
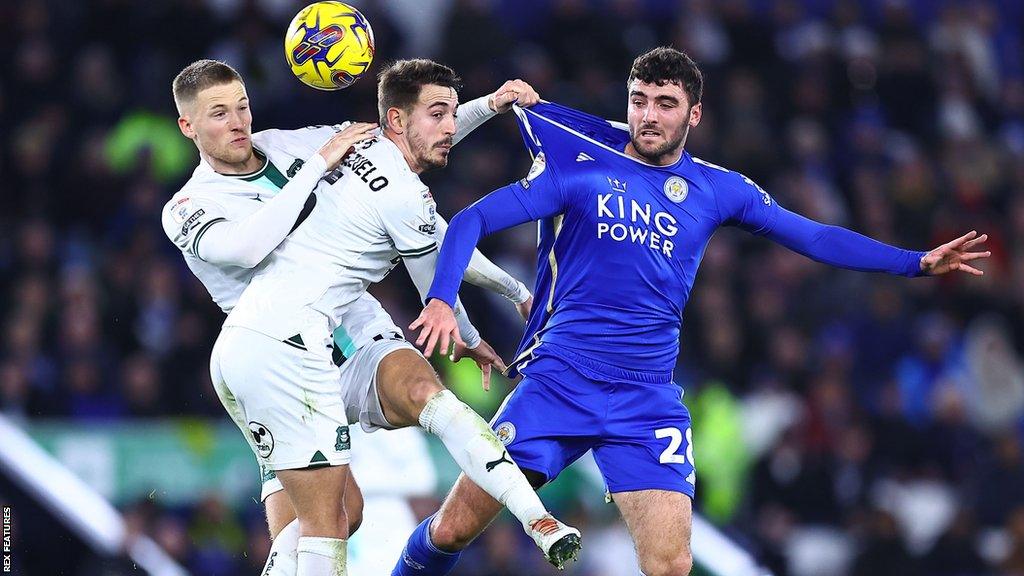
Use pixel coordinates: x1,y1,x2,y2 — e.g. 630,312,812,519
391,514,462,576
418,390,548,525
297,536,347,576
262,519,299,575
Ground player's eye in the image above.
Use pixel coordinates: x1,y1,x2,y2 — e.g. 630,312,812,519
632,100,644,107
432,112,444,119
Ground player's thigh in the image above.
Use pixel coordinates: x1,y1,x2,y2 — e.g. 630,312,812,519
429,473,505,552
338,335,423,431
614,489,693,576
374,347,444,427
216,325,351,473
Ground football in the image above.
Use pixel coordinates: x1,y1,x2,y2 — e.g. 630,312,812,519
284,1,375,90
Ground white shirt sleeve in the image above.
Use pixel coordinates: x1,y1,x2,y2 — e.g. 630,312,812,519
161,154,328,268
434,214,531,304
453,95,497,146
376,181,441,258
403,252,481,349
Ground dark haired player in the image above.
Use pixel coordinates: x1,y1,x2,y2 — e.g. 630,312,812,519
400,47,991,576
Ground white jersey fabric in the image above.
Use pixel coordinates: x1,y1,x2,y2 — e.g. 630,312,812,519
222,127,525,347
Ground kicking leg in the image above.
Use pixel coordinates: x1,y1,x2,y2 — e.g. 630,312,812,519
614,489,693,576
375,348,580,566
392,473,504,576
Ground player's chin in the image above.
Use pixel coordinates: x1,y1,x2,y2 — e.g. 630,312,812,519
425,149,450,171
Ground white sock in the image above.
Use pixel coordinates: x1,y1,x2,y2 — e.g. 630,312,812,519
419,390,548,528
262,519,299,575
297,536,347,576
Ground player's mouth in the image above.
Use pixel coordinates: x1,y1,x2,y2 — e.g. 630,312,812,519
638,129,662,139
230,136,250,146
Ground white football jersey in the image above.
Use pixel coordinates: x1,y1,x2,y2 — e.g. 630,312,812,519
224,133,440,340
162,125,398,345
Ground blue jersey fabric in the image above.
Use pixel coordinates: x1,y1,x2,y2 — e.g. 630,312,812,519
428,101,927,379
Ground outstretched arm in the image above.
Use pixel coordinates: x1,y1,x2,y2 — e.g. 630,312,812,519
434,214,532,306
764,206,926,276
718,171,990,277
413,180,563,357
765,208,990,277
453,80,540,145
188,123,376,268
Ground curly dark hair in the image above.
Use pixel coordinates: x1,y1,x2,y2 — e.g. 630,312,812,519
627,47,703,106
377,59,463,128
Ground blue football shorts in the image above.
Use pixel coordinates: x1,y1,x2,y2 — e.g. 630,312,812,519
491,352,695,497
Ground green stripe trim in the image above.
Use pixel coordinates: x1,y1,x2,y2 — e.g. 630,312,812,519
191,217,227,261
397,243,438,258
262,161,289,189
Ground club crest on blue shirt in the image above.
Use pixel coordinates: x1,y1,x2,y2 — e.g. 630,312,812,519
664,176,688,203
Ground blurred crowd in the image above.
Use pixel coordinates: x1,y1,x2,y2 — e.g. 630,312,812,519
2,0,1024,574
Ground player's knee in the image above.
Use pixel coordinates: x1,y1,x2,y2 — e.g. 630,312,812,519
406,373,444,411
428,515,476,552
641,551,692,576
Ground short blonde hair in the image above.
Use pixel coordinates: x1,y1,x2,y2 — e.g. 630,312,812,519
172,59,243,114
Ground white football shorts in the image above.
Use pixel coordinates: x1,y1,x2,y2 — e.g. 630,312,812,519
260,331,418,501
210,313,352,474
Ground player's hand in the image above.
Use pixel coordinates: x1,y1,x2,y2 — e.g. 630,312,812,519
410,299,464,359
317,122,377,168
451,338,508,391
919,230,991,276
488,79,540,113
516,295,533,321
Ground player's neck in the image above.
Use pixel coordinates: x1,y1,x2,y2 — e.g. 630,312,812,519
623,142,685,167
383,130,424,174
204,148,264,175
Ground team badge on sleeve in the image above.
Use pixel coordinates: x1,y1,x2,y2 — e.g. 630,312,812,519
664,177,688,203
520,152,547,189
170,197,194,224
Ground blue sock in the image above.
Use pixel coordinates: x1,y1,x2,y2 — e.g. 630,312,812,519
391,514,463,576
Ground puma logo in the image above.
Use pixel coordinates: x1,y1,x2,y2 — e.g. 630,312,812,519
486,451,514,472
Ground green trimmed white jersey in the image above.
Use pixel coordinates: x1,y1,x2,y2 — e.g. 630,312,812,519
224,133,444,341
162,125,399,348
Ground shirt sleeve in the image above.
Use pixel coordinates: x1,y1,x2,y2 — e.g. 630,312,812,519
714,170,780,235
376,181,440,259
403,250,482,348
435,213,531,303
161,193,232,258
161,154,329,268
765,207,926,277
426,153,571,308
453,95,497,146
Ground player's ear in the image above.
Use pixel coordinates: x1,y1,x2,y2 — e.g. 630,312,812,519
386,107,405,134
688,102,702,128
178,115,196,139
